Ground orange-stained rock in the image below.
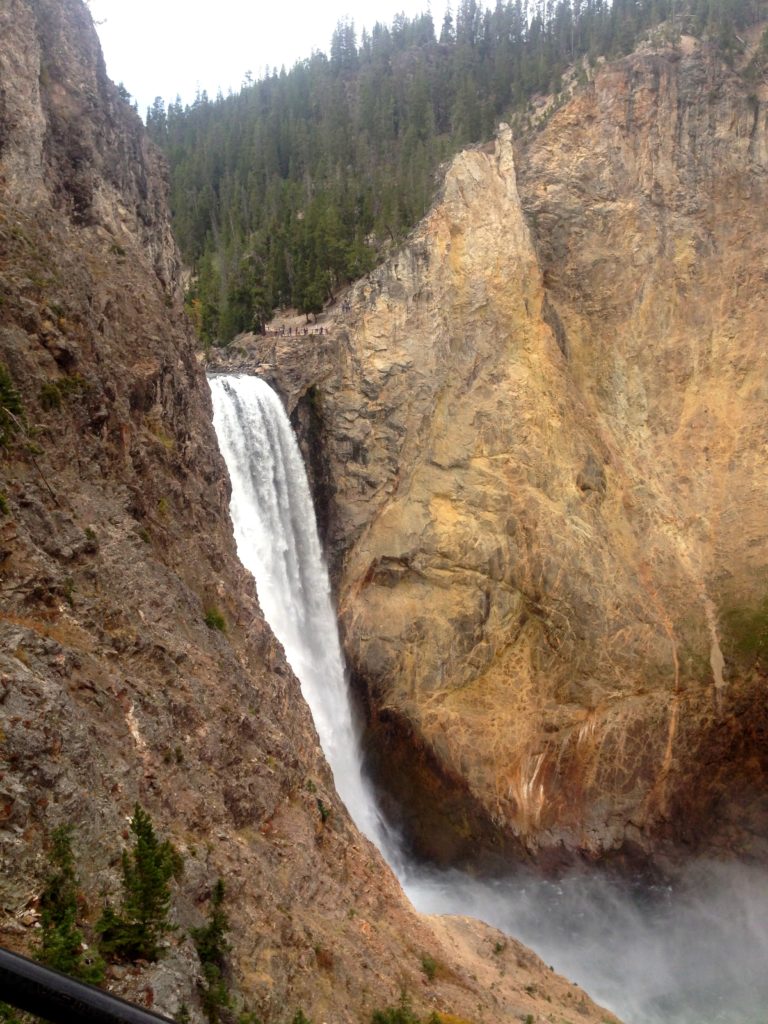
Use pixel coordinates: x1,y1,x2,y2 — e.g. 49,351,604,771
241,41,768,872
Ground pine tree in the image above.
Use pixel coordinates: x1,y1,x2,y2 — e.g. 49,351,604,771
35,825,105,984
0,363,23,448
97,805,182,962
190,879,231,1024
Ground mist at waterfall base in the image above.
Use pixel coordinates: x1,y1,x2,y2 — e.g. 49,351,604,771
210,374,768,1024
403,859,768,1024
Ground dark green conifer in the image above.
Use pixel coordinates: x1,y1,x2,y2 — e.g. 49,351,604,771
157,0,767,344
97,804,182,962
191,879,232,1024
35,825,105,984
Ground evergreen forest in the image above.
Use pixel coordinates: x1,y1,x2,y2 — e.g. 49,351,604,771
146,0,768,344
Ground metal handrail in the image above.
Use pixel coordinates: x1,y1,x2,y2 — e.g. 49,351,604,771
0,946,177,1023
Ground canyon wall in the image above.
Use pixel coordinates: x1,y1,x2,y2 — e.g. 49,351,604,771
250,38,768,871
0,3,619,1022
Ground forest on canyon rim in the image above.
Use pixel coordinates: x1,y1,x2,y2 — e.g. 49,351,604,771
150,0,768,342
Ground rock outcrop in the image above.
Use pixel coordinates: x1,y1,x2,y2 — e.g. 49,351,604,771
0,3,620,1023
247,39,768,872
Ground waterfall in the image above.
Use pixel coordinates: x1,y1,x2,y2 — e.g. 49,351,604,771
209,373,768,1024
209,374,396,859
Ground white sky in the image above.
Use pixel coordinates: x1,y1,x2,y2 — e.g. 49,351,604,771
89,0,449,117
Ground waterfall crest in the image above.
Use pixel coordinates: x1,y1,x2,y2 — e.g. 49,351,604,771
209,374,393,856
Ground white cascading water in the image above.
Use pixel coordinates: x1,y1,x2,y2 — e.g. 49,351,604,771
209,374,399,862
210,373,768,1024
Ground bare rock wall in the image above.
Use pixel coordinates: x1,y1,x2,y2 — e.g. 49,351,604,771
252,43,768,871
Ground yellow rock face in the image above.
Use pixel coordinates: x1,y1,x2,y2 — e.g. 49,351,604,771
315,48,768,868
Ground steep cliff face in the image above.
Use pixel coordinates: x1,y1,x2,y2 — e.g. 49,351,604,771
0,4,620,1023
514,42,768,864
254,40,768,870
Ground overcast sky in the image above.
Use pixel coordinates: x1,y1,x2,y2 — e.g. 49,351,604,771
89,0,449,117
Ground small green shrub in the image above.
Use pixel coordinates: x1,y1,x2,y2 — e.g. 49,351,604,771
0,363,23,446
371,994,421,1024
420,953,437,981
39,376,87,412
39,382,60,409
371,996,467,1024
316,798,330,823
204,608,227,632
722,595,768,662
0,492,8,515
39,382,62,411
